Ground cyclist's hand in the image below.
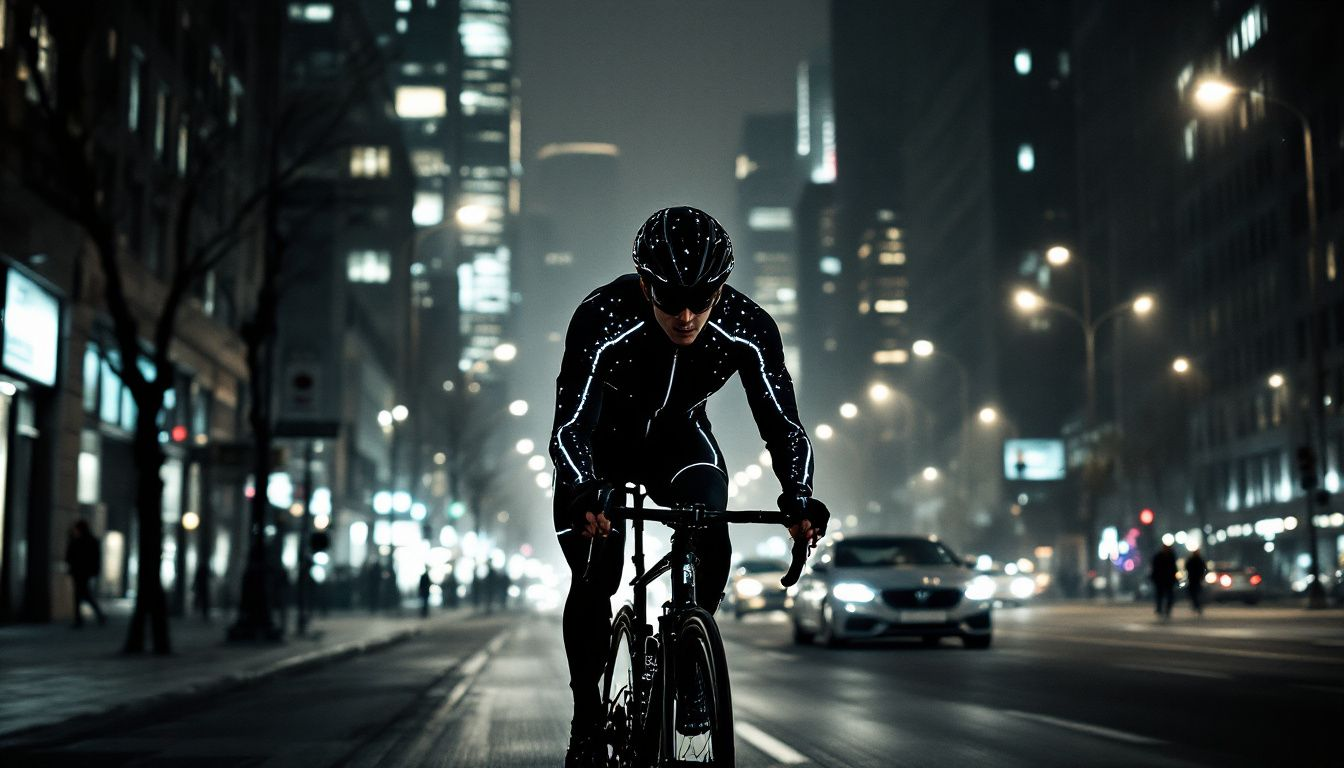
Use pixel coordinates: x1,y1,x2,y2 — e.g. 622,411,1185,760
582,511,612,539
570,482,615,538
779,494,830,546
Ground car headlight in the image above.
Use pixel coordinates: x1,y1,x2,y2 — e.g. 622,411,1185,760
964,575,996,601
831,582,877,603
736,577,764,598
1010,576,1035,599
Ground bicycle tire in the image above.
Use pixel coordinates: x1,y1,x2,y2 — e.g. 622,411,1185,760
662,608,734,766
603,606,645,767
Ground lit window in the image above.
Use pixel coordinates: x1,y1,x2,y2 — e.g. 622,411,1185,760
153,84,168,158
544,252,574,266
347,250,391,283
1183,120,1197,161
735,154,758,180
25,7,56,104
395,86,447,118
411,149,448,177
873,350,909,365
177,117,189,174
349,146,391,177
873,299,909,313
0,0,7,49
878,251,906,265
1014,49,1031,75
1057,51,1070,77
459,17,510,58
748,207,793,231
413,192,444,226
128,47,143,131
395,0,411,11
228,76,243,126
819,256,842,275
396,18,407,33
288,4,333,22
1017,144,1035,172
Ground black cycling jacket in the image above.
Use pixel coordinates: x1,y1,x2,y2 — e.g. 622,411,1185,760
550,274,814,522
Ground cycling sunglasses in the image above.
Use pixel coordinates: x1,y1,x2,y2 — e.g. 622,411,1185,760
647,282,722,315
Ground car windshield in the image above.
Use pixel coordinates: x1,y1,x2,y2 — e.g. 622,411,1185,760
738,559,787,574
834,538,959,567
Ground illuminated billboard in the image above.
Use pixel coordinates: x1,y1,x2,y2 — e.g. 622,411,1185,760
1003,439,1066,481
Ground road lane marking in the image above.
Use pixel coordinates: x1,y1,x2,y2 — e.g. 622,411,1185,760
1313,639,1344,648
1116,662,1233,680
736,721,810,764
1003,710,1165,746
999,628,1344,665
764,650,797,663
400,629,511,765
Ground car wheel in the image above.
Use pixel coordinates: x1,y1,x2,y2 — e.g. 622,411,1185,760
817,603,845,648
962,633,992,650
791,618,814,645
921,635,940,648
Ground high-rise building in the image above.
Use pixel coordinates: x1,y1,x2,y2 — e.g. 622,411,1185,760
828,0,1076,553
1164,1,1344,583
737,114,805,375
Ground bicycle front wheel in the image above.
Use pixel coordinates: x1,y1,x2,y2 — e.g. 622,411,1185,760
664,608,734,766
603,606,646,767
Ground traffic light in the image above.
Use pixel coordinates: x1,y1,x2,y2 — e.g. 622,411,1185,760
1297,445,1318,491
1139,508,1155,526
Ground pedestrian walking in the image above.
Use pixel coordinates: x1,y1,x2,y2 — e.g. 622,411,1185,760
1185,550,1208,615
1150,543,1178,618
419,567,433,618
65,520,106,628
442,567,459,609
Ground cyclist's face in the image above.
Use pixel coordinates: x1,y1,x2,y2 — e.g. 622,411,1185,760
642,280,719,346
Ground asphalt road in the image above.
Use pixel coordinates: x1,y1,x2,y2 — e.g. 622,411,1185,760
4,603,1341,766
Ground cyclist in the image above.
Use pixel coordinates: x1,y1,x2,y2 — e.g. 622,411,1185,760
550,206,830,766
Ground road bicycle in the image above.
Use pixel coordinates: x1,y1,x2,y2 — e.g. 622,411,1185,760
590,483,809,767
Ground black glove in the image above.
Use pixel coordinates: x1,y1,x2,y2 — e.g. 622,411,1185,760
778,494,830,538
568,481,616,531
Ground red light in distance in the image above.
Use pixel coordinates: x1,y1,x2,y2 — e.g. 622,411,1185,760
1139,508,1155,525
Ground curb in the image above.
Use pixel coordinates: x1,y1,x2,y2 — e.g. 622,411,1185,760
0,623,425,749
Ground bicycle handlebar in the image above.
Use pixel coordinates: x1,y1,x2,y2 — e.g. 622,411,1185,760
603,505,814,588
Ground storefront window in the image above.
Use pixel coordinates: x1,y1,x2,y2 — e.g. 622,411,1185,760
82,343,99,413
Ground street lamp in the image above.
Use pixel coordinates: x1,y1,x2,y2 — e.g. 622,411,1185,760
1046,245,1072,267
977,406,999,425
1014,282,1156,595
1267,372,1286,390
1194,76,1329,608
839,402,859,419
868,382,892,403
1171,356,1191,375
922,466,940,482
815,423,835,440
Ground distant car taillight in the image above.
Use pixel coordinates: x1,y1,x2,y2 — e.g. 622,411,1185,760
1249,574,1262,586
1219,574,1233,588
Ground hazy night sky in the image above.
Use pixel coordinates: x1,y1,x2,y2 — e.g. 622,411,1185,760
514,0,829,244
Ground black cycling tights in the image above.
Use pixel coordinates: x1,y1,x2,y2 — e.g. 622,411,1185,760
557,463,729,731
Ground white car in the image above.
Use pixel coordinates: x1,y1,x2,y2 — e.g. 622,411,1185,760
789,534,994,649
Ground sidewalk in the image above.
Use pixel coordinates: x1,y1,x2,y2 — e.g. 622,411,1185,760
0,599,464,741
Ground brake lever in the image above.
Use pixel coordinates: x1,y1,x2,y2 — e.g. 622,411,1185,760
780,536,812,588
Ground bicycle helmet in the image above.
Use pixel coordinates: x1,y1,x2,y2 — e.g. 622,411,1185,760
632,206,734,314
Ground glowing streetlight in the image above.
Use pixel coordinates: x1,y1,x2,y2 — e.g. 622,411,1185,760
868,382,891,403
1192,79,1237,111
922,466,940,482
1268,373,1285,389
1132,294,1155,315
493,342,518,362
1014,289,1044,312
1046,246,1071,266
1172,357,1191,375
515,438,535,454
912,339,935,357
815,423,835,440
391,404,409,422
508,399,529,416
839,402,859,419
377,410,394,428
978,406,999,425
527,455,547,471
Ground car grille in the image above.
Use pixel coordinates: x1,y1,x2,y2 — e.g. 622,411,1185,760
881,588,962,609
